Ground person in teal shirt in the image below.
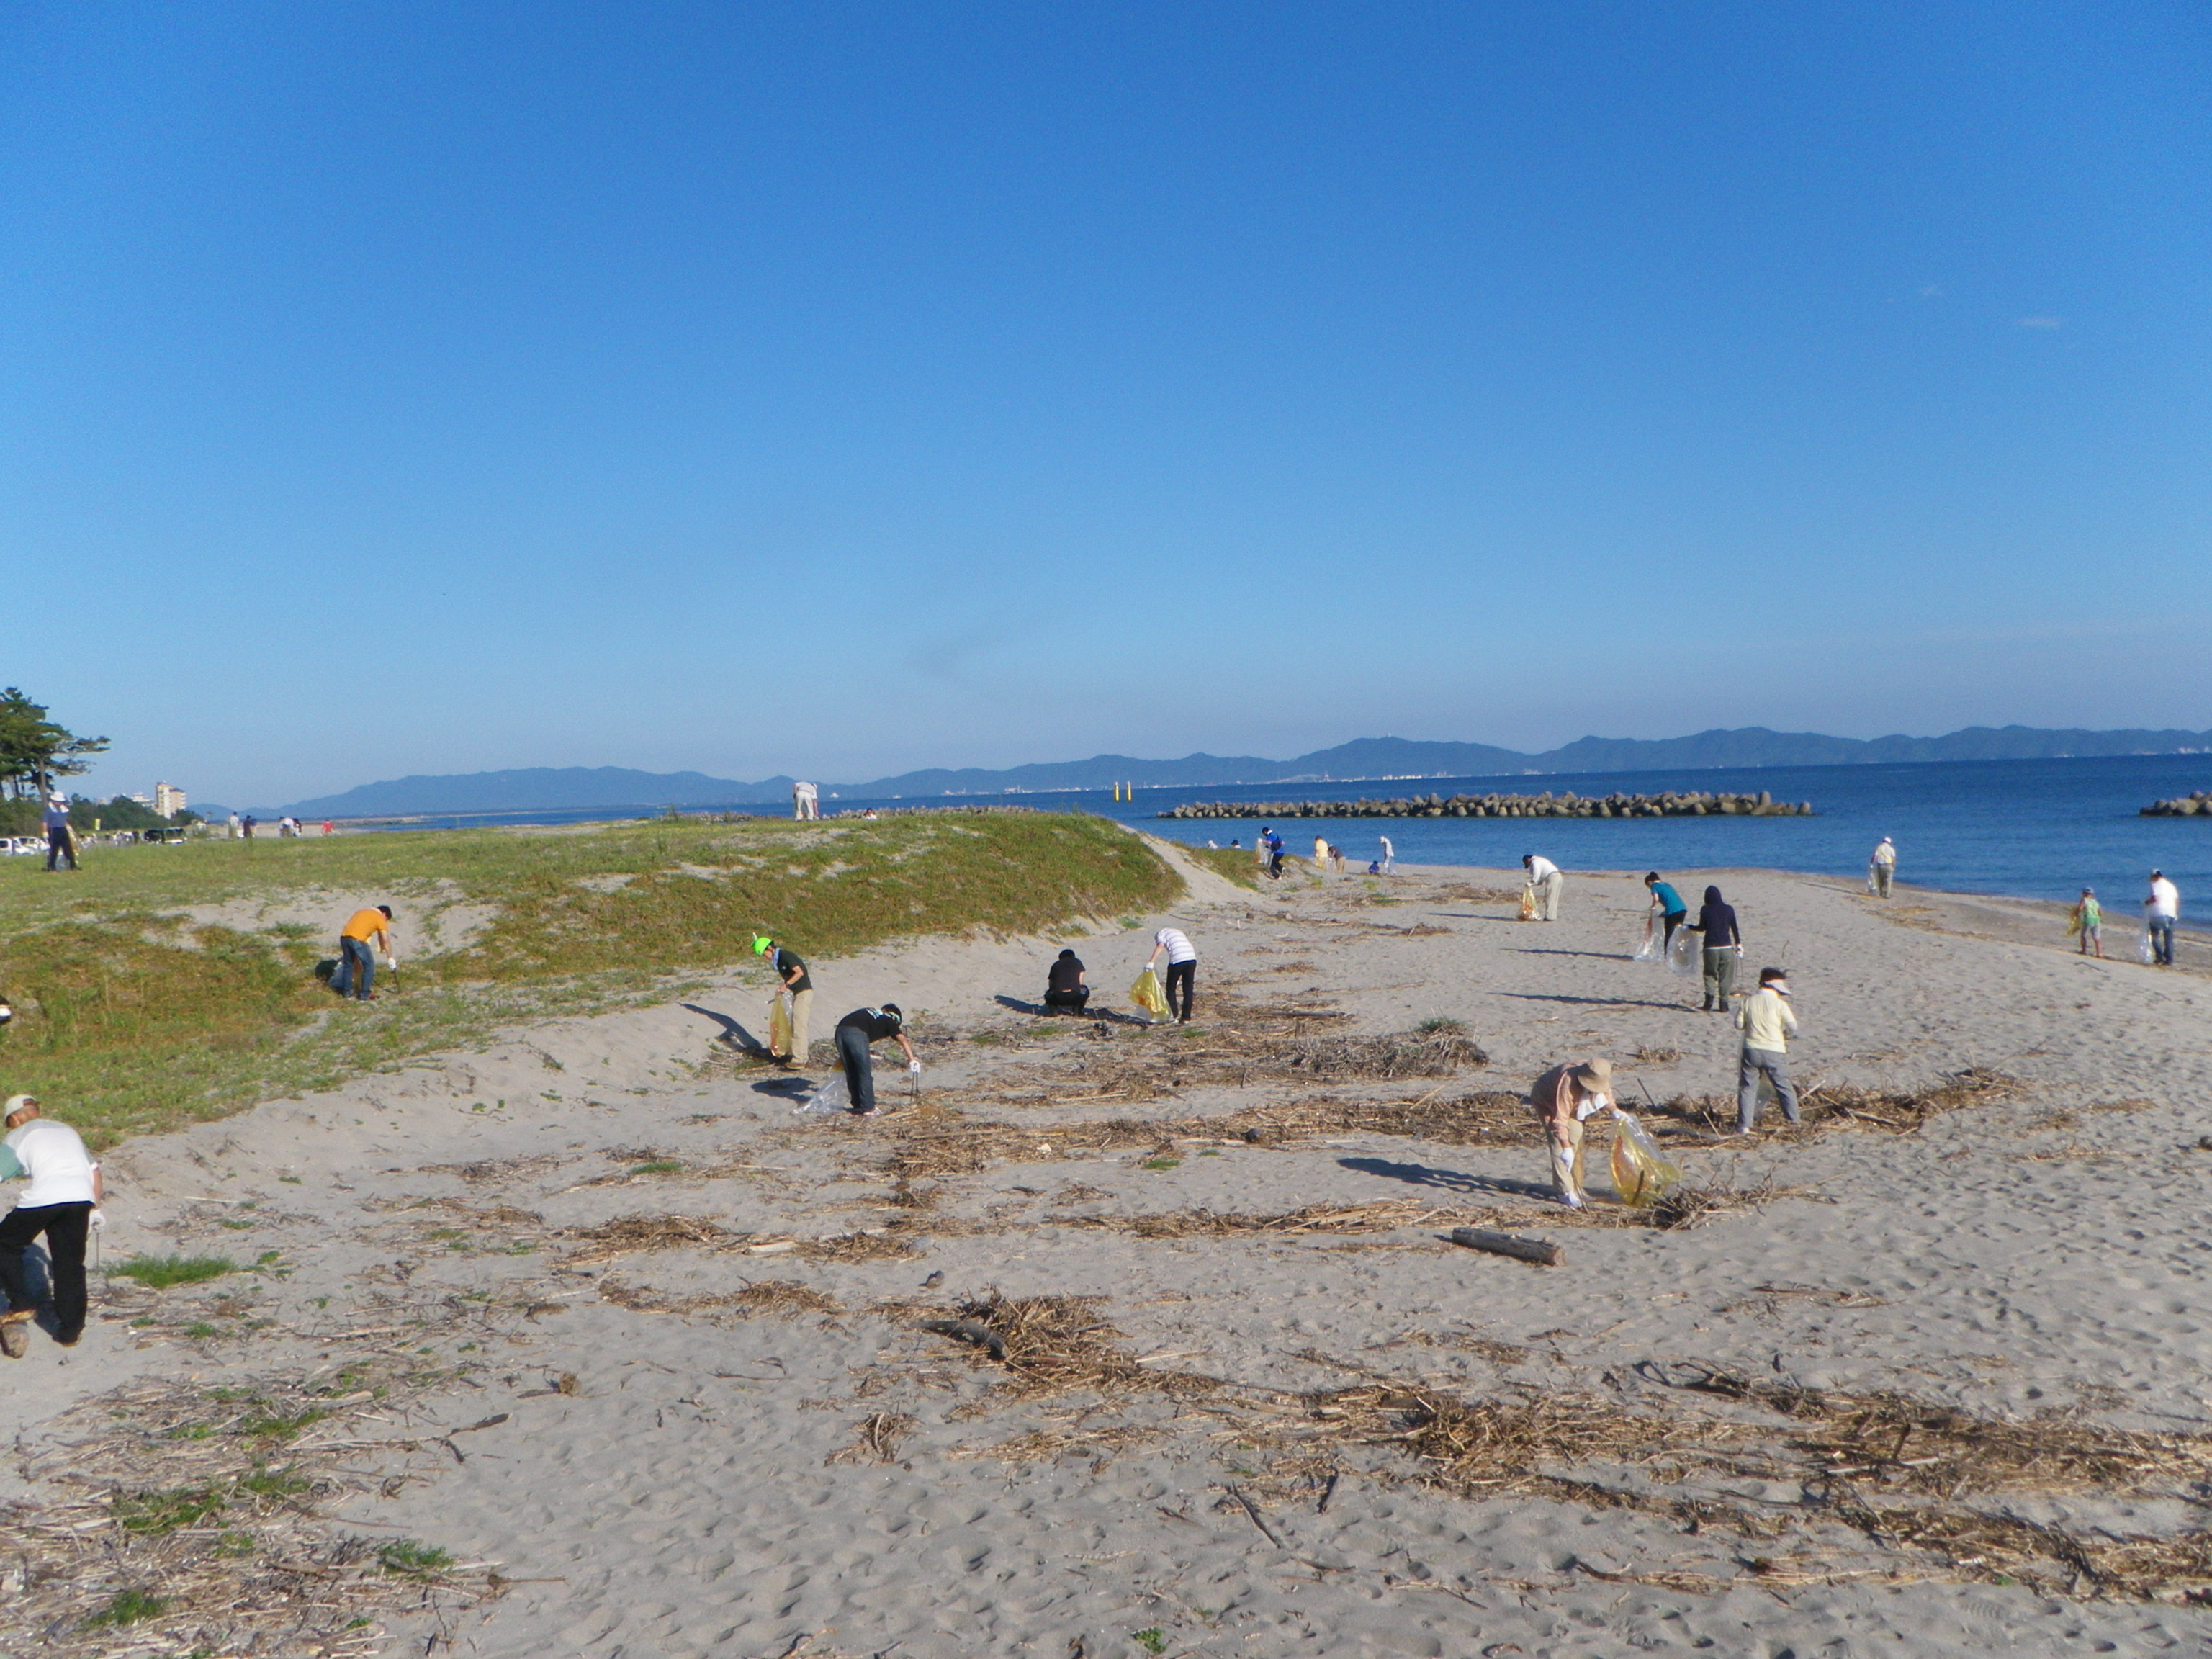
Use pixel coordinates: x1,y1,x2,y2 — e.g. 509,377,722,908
1645,873,1689,950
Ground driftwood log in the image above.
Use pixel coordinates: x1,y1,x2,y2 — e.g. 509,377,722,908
1449,1227,1562,1266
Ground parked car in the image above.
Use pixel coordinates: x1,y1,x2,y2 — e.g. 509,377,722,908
3,836,46,855
142,825,190,845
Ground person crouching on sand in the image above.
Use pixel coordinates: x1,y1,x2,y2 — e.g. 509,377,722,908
1735,968,1802,1133
1526,1057,1613,1210
0,1095,101,1357
1044,948,1089,1013
833,1004,918,1118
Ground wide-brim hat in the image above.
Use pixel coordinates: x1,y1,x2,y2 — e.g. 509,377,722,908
1570,1058,1611,1092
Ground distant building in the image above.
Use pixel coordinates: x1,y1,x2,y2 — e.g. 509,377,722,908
155,782,188,818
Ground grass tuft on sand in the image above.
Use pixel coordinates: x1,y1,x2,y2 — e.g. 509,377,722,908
0,811,1179,1146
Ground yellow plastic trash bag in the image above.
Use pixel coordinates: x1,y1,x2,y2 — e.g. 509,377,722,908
768,996,793,1058
1609,1111,1683,1208
1517,885,1539,922
1130,968,1170,1020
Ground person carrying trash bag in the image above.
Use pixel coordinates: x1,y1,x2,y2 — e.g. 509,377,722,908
832,1004,918,1119
0,1095,101,1357
1522,853,1563,920
1869,836,1897,898
1525,1057,1614,1210
1734,968,1802,1133
1688,885,1742,1012
1146,926,1198,1023
1644,873,1689,954
755,935,814,1069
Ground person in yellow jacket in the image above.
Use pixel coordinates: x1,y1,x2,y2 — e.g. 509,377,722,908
333,905,394,1001
1735,968,1800,1132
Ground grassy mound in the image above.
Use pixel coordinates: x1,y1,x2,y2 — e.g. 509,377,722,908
0,811,1179,1146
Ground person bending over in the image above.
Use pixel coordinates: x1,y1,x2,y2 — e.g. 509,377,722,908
1644,872,1689,951
332,905,395,1001
834,1004,918,1118
1043,949,1089,1013
0,1095,100,1357
1524,1058,1613,1210
1147,927,1198,1023
1523,853,1563,921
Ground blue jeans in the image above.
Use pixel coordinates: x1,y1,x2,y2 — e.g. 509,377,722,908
2149,917,2176,966
334,936,376,999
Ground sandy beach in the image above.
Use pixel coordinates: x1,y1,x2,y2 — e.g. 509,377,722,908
11,843,2212,1658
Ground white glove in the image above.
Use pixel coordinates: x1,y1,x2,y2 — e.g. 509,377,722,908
908,1061,922,1074
89,1208,105,1232
386,955,400,970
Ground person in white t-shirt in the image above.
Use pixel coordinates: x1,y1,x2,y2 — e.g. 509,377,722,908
2146,870,2181,967
1523,853,1564,920
0,1095,102,1357
1146,927,1199,1023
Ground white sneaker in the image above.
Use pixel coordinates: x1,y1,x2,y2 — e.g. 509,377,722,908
1558,1193,1586,1210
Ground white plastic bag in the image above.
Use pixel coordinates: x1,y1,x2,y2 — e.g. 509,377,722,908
796,1069,850,1115
1666,926,1696,976
1632,927,1660,963
2140,930,2158,966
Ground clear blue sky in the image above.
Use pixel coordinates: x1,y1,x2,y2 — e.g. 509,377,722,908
4,3,2204,806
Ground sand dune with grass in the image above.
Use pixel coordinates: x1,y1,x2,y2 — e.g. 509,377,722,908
7,834,2212,1656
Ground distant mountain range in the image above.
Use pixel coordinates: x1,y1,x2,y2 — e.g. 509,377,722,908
256,725,2212,818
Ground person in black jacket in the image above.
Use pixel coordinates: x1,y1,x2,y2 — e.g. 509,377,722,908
833,1004,918,1118
1689,885,1742,1012
1043,949,1089,1013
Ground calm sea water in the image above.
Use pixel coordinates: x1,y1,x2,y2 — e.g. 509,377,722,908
364,753,2212,912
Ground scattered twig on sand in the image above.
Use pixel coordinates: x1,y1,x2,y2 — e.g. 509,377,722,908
598,1277,841,1321
562,1213,737,1264
827,1411,917,1465
902,1292,1216,1399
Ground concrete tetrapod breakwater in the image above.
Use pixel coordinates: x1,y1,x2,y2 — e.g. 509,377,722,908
2142,791,2212,817
1161,789,1814,820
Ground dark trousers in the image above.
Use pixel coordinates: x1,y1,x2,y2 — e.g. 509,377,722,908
836,1025,877,1111
1267,851,1284,879
45,828,76,871
333,936,376,999
1043,987,1090,1012
0,1201,91,1339
1660,910,1686,950
1164,959,1195,1022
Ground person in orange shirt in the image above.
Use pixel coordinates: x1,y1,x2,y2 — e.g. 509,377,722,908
333,904,395,1000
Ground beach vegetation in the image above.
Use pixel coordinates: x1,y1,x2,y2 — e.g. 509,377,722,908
111,1254,235,1288
0,811,1178,1147
375,1539,452,1577
82,1588,167,1629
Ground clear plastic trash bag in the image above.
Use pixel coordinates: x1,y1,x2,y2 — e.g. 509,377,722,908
1666,926,1696,975
796,1069,849,1115
1632,927,1660,963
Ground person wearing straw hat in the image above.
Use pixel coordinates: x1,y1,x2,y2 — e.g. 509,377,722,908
0,1095,101,1357
1524,1057,1613,1210
754,935,814,1069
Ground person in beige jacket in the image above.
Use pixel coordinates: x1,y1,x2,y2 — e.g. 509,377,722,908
1735,968,1800,1132
1524,1057,1613,1209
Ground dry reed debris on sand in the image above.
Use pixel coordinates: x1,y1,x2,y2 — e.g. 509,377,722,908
598,1276,841,1320
827,1411,917,1465
1278,1029,1489,1081
904,1292,1216,1399
1284,1362,2212,1599
1652,1069,2022,1139
1067,1200,1471,1238
562,1213,737,1264
0,1359,500,1656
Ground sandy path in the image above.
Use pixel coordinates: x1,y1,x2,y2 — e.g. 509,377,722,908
12,859,2212,1657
